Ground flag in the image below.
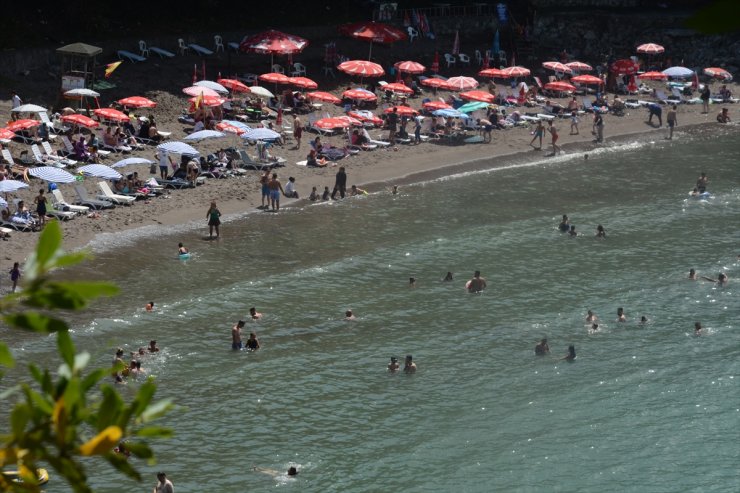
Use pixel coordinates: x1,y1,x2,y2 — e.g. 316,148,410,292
482,52,490,68
403,10,410,27
104,61,122,78
194,91,203,110
192,64,197,85
452,30,460,55
431,51,439,73
692,71,699,90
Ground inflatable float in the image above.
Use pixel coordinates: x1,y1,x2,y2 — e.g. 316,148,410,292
2,468,50,486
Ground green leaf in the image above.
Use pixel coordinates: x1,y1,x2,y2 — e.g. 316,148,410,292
134,426,173,438
81,368,108,392
0,384,20,400
0,341,15,368
35,219,62,271
105,452,142,481
24,282,119,311
131,379,157,417
96,386,123,431
139,399,173,423
58,330,75,369
10,404,30,435
3,312,69,333
53,251,91,269
122,441,153,459
24,386,54,416
74,352,91,373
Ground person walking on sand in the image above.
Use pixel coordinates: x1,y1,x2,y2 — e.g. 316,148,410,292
33,188,48,227
666,104,678,140
529,120,544,149
547,120,561,155
268,173,285,212
206,201,221,238
157,150,173,180
331,166,347,200
700,85,710,114
570,111,580,135
9,262,21,293
387,107,398,145
593,112,604,143
292,115,302,149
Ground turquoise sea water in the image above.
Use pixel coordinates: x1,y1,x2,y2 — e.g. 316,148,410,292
2,127,740,492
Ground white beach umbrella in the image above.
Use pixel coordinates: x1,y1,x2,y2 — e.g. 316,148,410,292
219,120,252,132
78,164,122,180
241,128,281,141
11,104,48,113
184,129,227,141
157,141,200,156
111,157,154,168
64,88,101,98
246,86,274,98
0,180,30,193
182,85,219,97
662,66,694,78
28,167,76,184
194,80,229,94
0,196,6,208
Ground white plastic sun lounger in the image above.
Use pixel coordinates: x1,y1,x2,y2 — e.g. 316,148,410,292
118,50,146,63
150,46,175,58
361,128,390,147
189,44,214,56
97,181,135,205
52,189,89,215
73,184,115,210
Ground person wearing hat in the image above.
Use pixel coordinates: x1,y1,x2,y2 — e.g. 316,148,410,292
153,471,174,493
403,355,417,373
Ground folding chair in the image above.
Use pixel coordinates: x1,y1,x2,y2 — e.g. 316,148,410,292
214,35,225,53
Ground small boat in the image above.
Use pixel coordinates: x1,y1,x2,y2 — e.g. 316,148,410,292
2,468,50,485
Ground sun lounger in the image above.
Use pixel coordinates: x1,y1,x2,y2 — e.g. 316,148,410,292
536,113,556,121
2,218,38,232
189,44,213,56
73,184,115,210
51,189,89,214
97,181,136,205
41,141,76,166
46,202,77,221
236,150,277,171
117,50,146,63
150,46,175,58
155,178,195,189
31,144,67,168
361,128,391,147
654,90,669,104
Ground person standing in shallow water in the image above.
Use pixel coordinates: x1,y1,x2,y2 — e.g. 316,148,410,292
206,201,221,238
467,270,487,293
331,166,347,200
534,338,549,355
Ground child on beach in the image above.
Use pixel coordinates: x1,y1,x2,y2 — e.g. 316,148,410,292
9,262,21,292
309,186,319,201
206,201,221,238
529,121,544,150
548,120,561,155
570,111,580,135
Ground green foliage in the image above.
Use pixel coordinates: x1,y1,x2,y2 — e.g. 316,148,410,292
0,221,172,493
685,0,740,34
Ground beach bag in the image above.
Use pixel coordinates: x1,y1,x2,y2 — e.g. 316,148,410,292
149,163,157,174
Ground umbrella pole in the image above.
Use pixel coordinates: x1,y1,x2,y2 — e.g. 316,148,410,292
368,41,373,61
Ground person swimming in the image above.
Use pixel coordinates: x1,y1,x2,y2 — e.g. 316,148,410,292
701,273,728,286
345,310,356,321
442,271,453,282
561,345,577,361
534,338,549,355
178,243,189,255
596,225,606,238
617,307,626,322
694,321,702,336
388,357,399,372
409,277,416,287
145,301,154,312
586,310,597,322
589,323,599,333
688,269,697,280
558,215,570,233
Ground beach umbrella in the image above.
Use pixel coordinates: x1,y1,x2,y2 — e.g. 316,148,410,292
61,114,99,128
241,128,281,141
637,71,668,81
64,88,100,98
636,43,665,54
384,106,418,117
347,110,383,126
247,86,274,98
433,108,463,118
111,157,154,168
117,96,157,108
93,108,130,122
445,76,478,91
430,51,440,74
336,115,364,126
544,81,576,92
395,61,426,74
459,90,494,103
78,164,122,180
259,72,291,84
0,128,15,141
500,66,531,78
542,61,572,74
240,29,308,55
479,68,504,78
28,167,76,184
0,180,29,193
188,95,226,107
611,59,640,75
571,74,603,85
10,104,48,113
183,85,219,97
566,61,593,72
216,79,251,93
420,77,449,89
338,60,385,78
340,21,406,58
219,120,252,133
289,77,318,89
184,130,227,141
662,66,694,78
313,117,352,131
458,101,490,113
307,91,341,104
703,67,732,80
194,80,229,94
383,82,413,95
215,121,247,135
6,119,40,132
342,88,378,102
422,101,452,111
157,141,199,157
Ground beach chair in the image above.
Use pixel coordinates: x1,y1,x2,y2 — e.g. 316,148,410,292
97,181,136,205
117,50,146,63
150,45,175,58
46,201,77,221
138,40,150,57
177,39,190,55
407,26,419,42
73,184,115,210
458,53,471,66
214,35,225,53
1,148,16,166
31,144,66,168
188,43,213,56
60,136,76,157
654,90,669,104
51,189,89,214
290,63,307,77
272,64,285,74
444,53,456,68
475,50,482,66
361,128,391,147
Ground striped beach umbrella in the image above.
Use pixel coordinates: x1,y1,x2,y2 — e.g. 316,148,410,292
184,130,227,141
566,61,593,72
0,179,29,193
117,96,157,108
338,60,385,78
194,80,229,94
28,167,76,184
111,157,154,168
636,43,665,54
542,61,572,74
78,164,122,180
445,76,479,91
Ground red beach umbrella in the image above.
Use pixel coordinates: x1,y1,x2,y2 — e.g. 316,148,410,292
459,90,495,103
431,52,440,73
313,117,352,130
6,119,39,132
217,79,251,93
183,85,219,97
188,95,226,107
544,81,576,92
340,21,407,43
288,77,318,89
703,67,732,80
478,68,504,78
215,121,246,135
383,82,413,95
500,66,531,78
342,88,378,101
542,61,572,74
445,76,479,91
384,106,418,117
93,108,130,122
336,115,363,126
61,114,99,128
338,60,385,78
395,61,426,74
0,128,14,140
638,71,668,80
422,101,452,111
611,59,640,75
347,111,383,127
636,43,665,55
239,30,309,54
565,61,593,72
420,77,449,89
307,91,341,104
571,74,603,85
259,72,291,84
117,96,157,108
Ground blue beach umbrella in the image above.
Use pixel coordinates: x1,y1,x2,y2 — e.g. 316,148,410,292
433,108,464,118
184,130,226,141
78,164,122,180
241,128,281,142
111,157,155,168
458,101,489,113
28,167,76,184
157,141,200,157
0,179,29,193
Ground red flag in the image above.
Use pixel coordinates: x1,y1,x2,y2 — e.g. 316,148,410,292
104,61,122,78
431,51,439,73
482,52,490,68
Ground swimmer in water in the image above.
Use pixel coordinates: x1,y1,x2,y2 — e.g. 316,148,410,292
148,340,160,353
253,466,298,479
443,271,453,282
409,277,416,288
245,332,260,351
568,225,578,237
617,307,626,322
145,301,154,312
534,338,550,355
345,310,356,321
388,357,399,372
596,225,606,238
558,215,570,233
694,321,702,336
178,243,188,255
392,185,398,195
403,354,417,373
561,345,577,361
586,310,598,322
249,307,263,320
589,323,599,333
701,273,728,286
232,320,244,350
688,269,697,280
467,270,487,293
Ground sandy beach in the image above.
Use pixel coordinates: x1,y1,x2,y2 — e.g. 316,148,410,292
1,56,737,265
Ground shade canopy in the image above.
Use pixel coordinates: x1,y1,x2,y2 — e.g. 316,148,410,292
11,104,48,113
61,114,99,128
342,88,377,101
241,128,281,141
637,71,668,80
500,66,531,78
64,88,100,98
478,68,504,78
118,96,157,108
28,167,76,183
565,61,593,72
157,141,200,156
183,86,220,97
217,79,251,93
459,90,494,103
183,130,227,141
307,91,341,104
93,108,130,122
611,59,640,75
111,157,154,168
289,77,318,89
56,42,102,57
239,30,309,54
445,76,479,91
383,82,413,95
78,164,122,180
571,74,603,85
194,80,229,94
636,43,665,54
338,60,385,77
395,61,426,74
662,66,694,78
259,72,291,84
420,77,450,89
313,117,352,130
0,180,29,193
340,21,407,44
542,61,572,74
544,81,576,92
